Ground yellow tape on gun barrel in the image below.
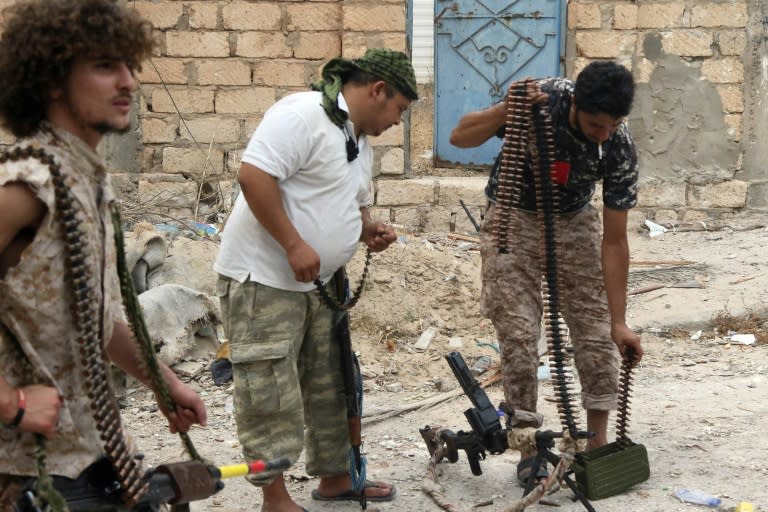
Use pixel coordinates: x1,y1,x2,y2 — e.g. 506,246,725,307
215,457,292,479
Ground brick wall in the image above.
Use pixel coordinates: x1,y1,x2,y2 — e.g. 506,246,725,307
1,0,764,231
129,0,409,221
384,1,762,230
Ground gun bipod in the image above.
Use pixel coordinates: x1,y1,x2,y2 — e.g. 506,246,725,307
522,430,598,512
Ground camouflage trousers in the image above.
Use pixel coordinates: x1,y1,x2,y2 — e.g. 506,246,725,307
217,276,349,486
0,475,24,512
480,204,619,427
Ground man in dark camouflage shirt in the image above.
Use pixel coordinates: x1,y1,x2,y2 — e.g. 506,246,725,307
450,61,644,488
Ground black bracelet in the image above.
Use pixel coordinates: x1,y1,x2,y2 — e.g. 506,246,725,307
8,388,25,428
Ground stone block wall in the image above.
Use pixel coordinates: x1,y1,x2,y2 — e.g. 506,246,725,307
1,0,767,232
371,177,488,233
391,1,766,231
126,0,411,221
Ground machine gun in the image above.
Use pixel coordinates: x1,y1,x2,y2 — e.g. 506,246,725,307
420,351,599,511
419,351,509,475
16,457,291,512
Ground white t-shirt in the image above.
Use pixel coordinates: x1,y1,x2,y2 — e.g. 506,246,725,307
214,91,372,292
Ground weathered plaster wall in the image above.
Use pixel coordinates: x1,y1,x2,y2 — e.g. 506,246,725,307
563,0,761,223
741,1,768,207
632,32,739,183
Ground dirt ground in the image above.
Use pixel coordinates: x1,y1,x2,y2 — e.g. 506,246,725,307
120,216,768,512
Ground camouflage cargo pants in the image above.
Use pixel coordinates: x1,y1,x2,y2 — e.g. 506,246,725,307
480,204,619,427
217,276,349,486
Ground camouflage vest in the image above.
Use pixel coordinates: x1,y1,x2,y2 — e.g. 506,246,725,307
0,125,127,478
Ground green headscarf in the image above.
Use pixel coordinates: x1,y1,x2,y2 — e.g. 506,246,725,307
311,48,419,129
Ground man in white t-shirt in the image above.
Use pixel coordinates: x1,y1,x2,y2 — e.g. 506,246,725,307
215,48,417,512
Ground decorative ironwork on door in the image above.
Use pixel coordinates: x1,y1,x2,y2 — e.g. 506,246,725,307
434,0,563,166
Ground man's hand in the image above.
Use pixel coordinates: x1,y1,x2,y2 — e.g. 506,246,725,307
285,239,321,282
524,79,548,105
360,222,396,252
17,385,61,440
160,380,208,435
611,323,643,366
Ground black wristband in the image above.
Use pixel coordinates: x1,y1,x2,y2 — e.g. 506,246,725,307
9,407,24,428
8,388,25,428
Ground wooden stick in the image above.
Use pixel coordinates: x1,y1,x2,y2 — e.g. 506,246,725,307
627,283,666,296
447,233,480,243
364,371,501,425
630,259,696,266
729,273,764,285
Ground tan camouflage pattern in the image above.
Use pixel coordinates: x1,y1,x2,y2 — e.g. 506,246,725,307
0,125,125,481
217,276,350,486
485,77,638,214
0,474,26,511
480,204,619,427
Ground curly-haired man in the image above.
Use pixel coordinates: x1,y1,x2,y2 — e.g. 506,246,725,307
0,0,207,509
450,61,644,489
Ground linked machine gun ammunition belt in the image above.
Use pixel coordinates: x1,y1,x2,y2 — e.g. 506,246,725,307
314,248,372,311
1,146,149,506
418,79,647,511
615,351,635,443
1,145,210,510
492,79,581,438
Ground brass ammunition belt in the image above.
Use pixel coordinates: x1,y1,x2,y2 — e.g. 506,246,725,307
492,80,581,438
0,146,147,506
492,80,637,440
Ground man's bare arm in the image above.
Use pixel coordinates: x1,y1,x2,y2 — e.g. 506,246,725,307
450,81,547,148
0,182,61,437
106,321,207,434
449,102,507,148
0,183,46,266
602,206,643,361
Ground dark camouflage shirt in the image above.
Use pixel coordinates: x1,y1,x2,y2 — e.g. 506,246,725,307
485,77,638,213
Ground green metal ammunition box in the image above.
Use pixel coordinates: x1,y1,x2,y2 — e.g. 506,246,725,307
571,441,650,500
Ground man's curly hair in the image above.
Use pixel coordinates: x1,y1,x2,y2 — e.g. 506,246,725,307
0,0,156,138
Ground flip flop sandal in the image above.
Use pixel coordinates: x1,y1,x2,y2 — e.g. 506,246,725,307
311,480,397,502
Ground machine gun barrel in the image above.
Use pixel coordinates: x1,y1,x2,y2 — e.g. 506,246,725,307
445,351,507,454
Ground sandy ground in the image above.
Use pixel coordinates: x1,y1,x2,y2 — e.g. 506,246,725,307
119,218,768,512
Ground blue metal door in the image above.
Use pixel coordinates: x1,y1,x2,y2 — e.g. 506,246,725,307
434,0,565,166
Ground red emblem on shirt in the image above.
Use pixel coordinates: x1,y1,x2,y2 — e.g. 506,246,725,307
551,160,570,185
